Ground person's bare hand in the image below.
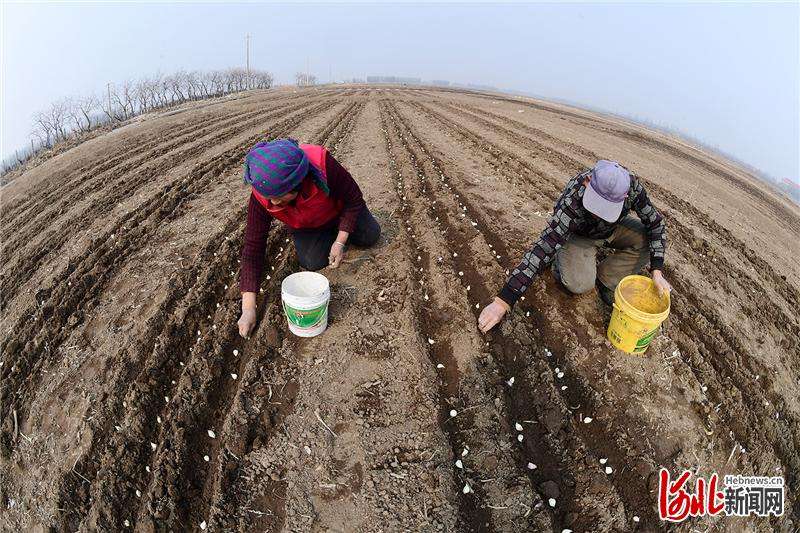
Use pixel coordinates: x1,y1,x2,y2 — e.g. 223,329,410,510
652,269,672,296
328,242,344,268
238,308,256,338
478,297,511,333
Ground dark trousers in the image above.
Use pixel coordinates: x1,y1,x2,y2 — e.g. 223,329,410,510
291,207,381,270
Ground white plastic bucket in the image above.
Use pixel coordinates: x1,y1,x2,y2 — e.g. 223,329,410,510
281,272,330,337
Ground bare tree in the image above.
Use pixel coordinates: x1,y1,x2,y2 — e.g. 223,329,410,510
167,71,188,103
33,111,55,147
186,70,201,100
65,95,99,133
142,75,160,109
102,83,118,122
135,79,151,113
295,72,317,87
6,67,275,178
78,95,99,131
47,100,70,142
257,71,274,89
158,75,172,105
66,97,87,133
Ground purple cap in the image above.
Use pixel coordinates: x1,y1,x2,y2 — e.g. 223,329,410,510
582,160,630,222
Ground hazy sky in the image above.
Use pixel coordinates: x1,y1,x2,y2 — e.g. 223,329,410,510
2,1,798,182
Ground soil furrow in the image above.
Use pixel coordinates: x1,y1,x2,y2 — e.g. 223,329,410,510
54,209,258,530
400,95,799,523
192,98,369,531
379,101,500,531
411,98,798,369
0,99,331,310
390,100,643,530
0,89,342,234
51,99,354,530
4,86,797,533
435,100,800,322
0,101,335,458
55,100,357,530
423,100,800,423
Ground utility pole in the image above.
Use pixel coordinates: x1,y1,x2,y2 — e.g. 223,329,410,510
306,56,309,87
246,34,250,76
107,83,112,121
329,63,332,84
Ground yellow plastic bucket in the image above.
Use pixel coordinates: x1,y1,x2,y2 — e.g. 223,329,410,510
607,275,670,354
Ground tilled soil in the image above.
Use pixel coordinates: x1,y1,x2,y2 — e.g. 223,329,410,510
1,86,798,532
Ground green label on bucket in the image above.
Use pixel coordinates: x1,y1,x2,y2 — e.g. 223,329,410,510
283,302,327,329
633,327,659,353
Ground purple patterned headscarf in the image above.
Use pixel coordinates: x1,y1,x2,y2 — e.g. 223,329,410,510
242,138,328,197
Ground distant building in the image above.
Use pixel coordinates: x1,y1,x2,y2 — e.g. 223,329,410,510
465,83,499,92
366,76,422,85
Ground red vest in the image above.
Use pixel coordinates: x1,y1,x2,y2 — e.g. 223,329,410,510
251,144,344,229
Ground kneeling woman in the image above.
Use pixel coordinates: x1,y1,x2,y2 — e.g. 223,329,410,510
237,138,380,337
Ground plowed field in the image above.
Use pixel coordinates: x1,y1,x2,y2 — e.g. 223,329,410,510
1,86,798,532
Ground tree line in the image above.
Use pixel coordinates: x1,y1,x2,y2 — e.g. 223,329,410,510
2,68,274,178
295,72,317,87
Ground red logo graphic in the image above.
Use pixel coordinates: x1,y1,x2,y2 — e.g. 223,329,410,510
658,468,725,522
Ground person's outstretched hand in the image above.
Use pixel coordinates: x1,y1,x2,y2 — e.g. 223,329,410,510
652,269,672,296
238,291,258,338
238,308,256,338
328,241,345,268
478,297,511,333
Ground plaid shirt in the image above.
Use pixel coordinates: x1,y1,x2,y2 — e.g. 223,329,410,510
498,169,666,307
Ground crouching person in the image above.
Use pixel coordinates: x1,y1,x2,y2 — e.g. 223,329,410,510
237,138,380,337
478,160,670,332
